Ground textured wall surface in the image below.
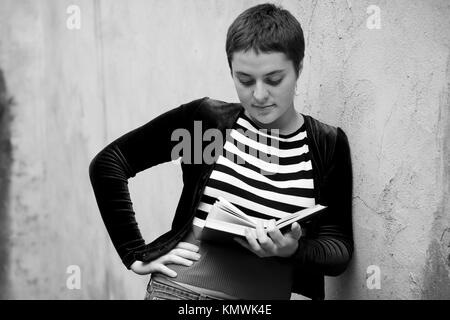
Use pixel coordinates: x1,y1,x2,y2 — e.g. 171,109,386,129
0,0,448,299
300,0,450,300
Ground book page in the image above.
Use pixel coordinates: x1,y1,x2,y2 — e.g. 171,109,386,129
208,205,255,228
203,218,248,238
216,197,258,225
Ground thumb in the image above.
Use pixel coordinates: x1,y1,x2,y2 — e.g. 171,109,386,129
289,222,302,240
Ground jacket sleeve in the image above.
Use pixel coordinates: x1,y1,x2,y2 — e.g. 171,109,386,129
291,127,354,276
88,98,206,269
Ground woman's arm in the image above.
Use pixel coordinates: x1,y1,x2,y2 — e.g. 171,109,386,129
88,98,206,269
291,127,354,276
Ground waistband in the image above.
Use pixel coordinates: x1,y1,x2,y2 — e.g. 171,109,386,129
150,273,239,300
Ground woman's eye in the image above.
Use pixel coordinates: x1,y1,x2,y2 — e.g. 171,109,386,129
239,79,254,87
266,78,283,86
237,77,283,87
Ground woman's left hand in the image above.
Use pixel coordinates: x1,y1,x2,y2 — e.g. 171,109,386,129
234,220,302,258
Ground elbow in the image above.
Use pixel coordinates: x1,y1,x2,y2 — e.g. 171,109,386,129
325,258,351,277
88,145,135,192
324,242,353,277
88,147,114,187
88,152,101,186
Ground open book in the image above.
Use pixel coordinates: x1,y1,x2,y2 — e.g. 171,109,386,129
193,197,326,244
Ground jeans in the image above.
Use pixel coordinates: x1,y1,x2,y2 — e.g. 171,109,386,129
145,275,224,300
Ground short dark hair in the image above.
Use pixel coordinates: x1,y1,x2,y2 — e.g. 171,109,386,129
226,3,305,76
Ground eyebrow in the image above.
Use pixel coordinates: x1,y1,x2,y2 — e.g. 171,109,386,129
235,70,285,77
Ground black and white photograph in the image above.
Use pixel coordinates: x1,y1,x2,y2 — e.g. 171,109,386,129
0,0,449,305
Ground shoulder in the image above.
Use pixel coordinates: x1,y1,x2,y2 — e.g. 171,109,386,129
303,114,349,143
302,114,338,141
196,97,242,116
302,114,350,168
188,97,243,129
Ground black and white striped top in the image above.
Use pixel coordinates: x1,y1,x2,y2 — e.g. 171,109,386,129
193,113,316,230
170,112,316,299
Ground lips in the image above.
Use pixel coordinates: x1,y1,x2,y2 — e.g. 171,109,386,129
252,104,275,109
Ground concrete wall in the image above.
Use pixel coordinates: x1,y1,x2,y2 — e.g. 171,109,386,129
300,0,450,299
0,0,448,299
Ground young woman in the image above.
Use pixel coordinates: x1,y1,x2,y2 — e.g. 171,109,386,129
89,3,353,300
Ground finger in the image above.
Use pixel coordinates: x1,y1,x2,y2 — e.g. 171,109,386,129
256,220,276,252
153,264,177,278
162,254,195,267
170,248,201,261
245,228,264,254
266,219,285,246
234,237,251,251
130,261,153,275
255,220,270,244
235,233,263,257
287,222,302,240
175,242,200,252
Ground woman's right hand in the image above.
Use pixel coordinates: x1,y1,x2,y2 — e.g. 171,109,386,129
130,242,201,278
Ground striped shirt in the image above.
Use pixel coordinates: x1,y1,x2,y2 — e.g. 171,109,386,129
193,112,315,229
167,112,315,299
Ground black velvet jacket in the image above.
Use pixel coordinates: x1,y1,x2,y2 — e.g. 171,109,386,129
89,97,354,300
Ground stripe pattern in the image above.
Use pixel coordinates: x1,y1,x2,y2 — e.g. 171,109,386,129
193,113,315,228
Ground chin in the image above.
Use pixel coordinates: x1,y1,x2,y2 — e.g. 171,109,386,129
249,110,281,126
252,115,277,125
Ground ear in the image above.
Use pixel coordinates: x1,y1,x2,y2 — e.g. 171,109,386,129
297,60,304,78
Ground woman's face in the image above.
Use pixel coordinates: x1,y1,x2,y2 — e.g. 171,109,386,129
231,50,301,129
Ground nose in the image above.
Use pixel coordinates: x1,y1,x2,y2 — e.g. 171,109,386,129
253,81,269,103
